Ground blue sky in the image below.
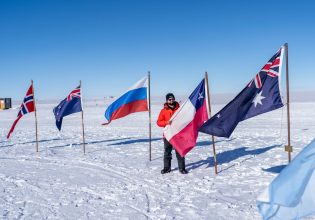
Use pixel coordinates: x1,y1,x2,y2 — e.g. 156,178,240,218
0,0,314,100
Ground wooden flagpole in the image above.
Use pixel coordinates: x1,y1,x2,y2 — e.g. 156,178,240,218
205,72,218,174
148,71,152,161
80,80,86,154
284,43,292,162
32,80,39,152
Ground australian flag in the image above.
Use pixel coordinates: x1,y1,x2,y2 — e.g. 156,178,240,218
53,86,82,131
199,46,285,138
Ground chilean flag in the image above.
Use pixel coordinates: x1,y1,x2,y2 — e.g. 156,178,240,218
164,79,209,157
104,76,149,124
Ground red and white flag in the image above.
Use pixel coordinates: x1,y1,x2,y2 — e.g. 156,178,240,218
164,79,209,157
7,84,35,139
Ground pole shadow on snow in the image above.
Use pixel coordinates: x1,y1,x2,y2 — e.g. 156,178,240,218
0,144,14,149
49,137,132,149
0,138,63,149
262,165,287,174
108,138,161,146
186,144,281,172
150,156,163,161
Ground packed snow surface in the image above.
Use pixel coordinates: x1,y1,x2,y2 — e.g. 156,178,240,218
1,99,315,219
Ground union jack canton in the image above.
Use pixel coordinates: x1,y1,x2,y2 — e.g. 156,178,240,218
67,87,81,101
248,48,282,89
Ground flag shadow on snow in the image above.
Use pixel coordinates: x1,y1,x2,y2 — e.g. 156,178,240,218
108,138,161,146
262,165,286,174
50,137,132,149
186,144,280,172
195,138,235,148
0,138,63,148
151,139,235,163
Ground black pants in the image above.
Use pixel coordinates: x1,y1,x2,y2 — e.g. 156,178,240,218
163,138,185,170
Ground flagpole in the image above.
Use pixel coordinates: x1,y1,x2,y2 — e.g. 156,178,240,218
205,72,218,174
32,80,39,152
80,80,86,154
284,43,292,162
148,71,152,161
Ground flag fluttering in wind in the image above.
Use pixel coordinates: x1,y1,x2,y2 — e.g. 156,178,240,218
53,86,82,130
7,84,35,139
257,139,315,220
164,79,209,157
199,47,284,138
104,76,149,125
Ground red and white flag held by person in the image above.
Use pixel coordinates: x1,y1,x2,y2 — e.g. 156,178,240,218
164,78,209,157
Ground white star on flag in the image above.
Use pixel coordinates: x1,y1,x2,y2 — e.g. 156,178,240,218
56,106,62,115
252,90,265,107
198,93,204,101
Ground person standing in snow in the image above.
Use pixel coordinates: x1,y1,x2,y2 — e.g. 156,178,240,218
157,93,188,174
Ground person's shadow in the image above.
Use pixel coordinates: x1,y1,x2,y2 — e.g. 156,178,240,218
186,144,281,172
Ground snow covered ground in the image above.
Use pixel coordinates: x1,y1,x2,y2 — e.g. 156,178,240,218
1,98,315,219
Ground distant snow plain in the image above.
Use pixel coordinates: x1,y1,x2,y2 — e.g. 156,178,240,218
1,95,314,219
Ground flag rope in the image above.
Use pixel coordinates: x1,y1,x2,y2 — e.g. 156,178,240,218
278,104,285,145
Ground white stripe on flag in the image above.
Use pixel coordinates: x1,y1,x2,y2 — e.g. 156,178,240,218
164,100,196,141
128,76,148,91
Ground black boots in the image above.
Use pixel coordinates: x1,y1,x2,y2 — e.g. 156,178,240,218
179,169,188,174
161,168,189,174
161,168,171,174
162,138,188,174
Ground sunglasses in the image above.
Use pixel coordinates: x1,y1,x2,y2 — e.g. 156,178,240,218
168,98,175,101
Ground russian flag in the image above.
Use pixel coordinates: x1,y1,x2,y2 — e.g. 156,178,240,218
164,79,209,157
104,76,149,124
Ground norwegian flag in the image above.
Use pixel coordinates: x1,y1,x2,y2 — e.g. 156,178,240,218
7,84,36,139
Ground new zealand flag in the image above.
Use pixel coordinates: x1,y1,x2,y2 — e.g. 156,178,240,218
199,47,284,138
53,86,82,131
